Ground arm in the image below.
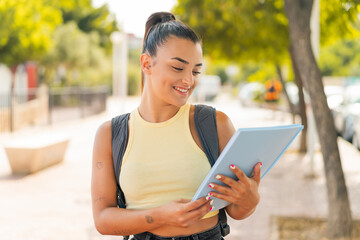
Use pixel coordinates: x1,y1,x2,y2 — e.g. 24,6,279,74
211,111,261,220
91,121,212,236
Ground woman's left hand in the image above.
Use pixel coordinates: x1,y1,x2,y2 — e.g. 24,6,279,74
208,162,262,220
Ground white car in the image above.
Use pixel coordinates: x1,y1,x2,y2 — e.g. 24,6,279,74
353,116,360,150
333,84,360,141
325,85,344,110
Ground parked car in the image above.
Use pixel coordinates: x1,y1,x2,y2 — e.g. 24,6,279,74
238,82,266,107
353,116,360,150
324,85,344,111
192,75,221,101
332,84,360,141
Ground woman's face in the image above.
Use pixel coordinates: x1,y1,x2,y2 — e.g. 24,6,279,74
143,36,203,107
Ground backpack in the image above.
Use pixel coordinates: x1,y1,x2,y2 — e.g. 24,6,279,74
111,104,230,239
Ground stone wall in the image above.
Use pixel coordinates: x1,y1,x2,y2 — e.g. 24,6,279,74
0,86,48,132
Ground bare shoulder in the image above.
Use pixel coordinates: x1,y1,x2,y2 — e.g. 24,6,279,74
95,120,111,139
215,110,236,154
93,120,112,162
91,120,118,222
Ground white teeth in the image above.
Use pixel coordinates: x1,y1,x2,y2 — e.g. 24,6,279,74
174,87,189,93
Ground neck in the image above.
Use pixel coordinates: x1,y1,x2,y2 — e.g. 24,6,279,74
138,91,181,123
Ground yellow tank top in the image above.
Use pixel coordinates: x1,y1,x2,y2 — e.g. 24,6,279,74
120,103,218,218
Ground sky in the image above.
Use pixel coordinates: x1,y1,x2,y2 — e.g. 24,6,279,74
92,0,177,38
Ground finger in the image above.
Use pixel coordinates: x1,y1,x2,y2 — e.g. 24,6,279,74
209,191,235,204
185,200,211,222
252,162,262,184
185,196,209,211
208,182,234,195
230,164,250,185
214,174,242,190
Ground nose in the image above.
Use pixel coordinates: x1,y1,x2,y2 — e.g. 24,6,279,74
182,71,194,86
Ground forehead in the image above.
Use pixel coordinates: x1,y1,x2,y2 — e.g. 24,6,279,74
155,36,203,63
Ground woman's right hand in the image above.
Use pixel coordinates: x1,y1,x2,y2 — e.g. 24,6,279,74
157,197,212,228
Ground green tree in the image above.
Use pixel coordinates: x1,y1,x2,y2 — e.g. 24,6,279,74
0,0,61,131
319,38,360,76
284,0,359,238
42,22,111,87
0,0,61,67
47,0,118,53
174,0,289,64
320,0,360,47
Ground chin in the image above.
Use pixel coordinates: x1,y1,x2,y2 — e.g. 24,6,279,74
170,98,188,108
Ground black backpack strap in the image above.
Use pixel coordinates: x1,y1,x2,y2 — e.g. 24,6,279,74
194,104,219,166
194,104,230,237
111,113,131,240
111,113,130,208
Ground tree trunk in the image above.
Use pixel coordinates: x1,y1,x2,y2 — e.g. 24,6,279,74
284,0,353,238
275,64,296,123
289,46,308,153
10,65,17,132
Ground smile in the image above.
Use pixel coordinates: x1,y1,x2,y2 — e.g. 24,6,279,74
174,87,190,93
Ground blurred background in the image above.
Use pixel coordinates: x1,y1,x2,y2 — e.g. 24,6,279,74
1,0,360,239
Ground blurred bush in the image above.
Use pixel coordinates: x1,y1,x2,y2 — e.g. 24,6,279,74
0,0,118,89
127,48,142,96
319,38,360,76
41,22,112,87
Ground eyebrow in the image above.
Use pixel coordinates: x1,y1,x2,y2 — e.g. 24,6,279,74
171,57,203,67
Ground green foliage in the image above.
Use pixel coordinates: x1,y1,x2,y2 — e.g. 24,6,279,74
320,0,360,46
48,0,118,53
127,48,142,95
215,68,229,85
0,0,117,90
0,0,62,66
173,0,290,65
42,22,112,87
319,38,360,76
174,0,360,86
247,64,277,83
127,63,141,96
237,62,262,83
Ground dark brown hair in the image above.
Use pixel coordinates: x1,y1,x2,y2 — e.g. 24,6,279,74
141,12,201,93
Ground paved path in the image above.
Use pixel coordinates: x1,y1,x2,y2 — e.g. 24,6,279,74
0,96,359,240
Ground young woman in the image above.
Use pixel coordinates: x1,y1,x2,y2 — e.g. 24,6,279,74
91,12,261,240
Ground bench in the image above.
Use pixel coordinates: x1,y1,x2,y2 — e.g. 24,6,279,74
4,134,69,174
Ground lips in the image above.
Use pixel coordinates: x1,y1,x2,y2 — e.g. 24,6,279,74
174,86,190,94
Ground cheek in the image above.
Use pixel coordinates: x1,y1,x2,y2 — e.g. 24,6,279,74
158,67,175,79
193,78,199,88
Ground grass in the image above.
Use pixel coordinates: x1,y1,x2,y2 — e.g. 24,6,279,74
276,216,360,240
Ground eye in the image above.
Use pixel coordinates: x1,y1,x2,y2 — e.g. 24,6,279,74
172,66,183,71
192,71,201,76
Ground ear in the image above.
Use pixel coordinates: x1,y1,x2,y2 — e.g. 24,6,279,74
140,53,152,75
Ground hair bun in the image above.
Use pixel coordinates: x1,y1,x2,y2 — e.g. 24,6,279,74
160,14,175,23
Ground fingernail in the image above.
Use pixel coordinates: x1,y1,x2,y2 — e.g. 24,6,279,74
206,195,211,201
215,175,221,180
230,164,235,169
209,183,214,188
210,207,213,211
208,192,213,196
260,162,263,168
210,200,214,205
